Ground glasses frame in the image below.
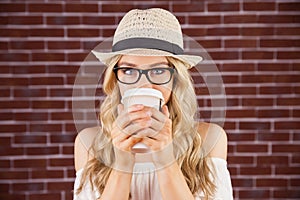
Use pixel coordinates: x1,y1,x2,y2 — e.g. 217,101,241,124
113,65,176,85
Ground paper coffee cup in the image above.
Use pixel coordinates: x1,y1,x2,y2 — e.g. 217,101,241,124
121,88,164,153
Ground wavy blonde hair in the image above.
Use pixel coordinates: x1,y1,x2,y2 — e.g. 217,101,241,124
76,55,216,198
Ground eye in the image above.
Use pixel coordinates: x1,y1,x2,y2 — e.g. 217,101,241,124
120,68,137,76
151,68,166,75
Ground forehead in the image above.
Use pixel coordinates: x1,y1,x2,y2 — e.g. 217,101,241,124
118,55,168,66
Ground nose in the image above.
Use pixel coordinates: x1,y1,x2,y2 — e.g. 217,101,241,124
136,73,153,88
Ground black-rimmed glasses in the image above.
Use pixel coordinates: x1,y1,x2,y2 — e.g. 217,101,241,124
113,64,176,85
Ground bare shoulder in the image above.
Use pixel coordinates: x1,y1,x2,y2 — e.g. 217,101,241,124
197,122,228,160
74,126,100,171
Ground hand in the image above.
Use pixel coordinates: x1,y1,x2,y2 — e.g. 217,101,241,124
111,104,151,172
137,105,176,169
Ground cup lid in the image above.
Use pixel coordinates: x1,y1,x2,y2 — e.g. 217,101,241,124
122,88,164,103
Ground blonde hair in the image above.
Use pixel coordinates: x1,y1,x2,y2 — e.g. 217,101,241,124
76,56,216,198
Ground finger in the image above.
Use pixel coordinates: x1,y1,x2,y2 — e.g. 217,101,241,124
161,105,170,118
115,105,147,129
123,120,152,137
118,136,142,150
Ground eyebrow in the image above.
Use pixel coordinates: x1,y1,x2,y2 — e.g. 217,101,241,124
118,62,170,68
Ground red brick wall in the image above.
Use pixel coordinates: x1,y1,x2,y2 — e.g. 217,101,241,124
0,1,299,199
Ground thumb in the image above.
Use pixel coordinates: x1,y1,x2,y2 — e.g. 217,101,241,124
161,105,170,118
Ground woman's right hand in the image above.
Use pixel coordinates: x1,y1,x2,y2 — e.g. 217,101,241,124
111,104,152,172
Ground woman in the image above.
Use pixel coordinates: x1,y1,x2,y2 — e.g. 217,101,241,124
73,8,233,200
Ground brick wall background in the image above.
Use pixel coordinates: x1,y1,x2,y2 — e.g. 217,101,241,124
0,0,299,199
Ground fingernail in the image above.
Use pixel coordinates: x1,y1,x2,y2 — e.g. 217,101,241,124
146,111,152,117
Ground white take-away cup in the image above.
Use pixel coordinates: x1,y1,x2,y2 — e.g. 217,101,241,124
121,88,164,153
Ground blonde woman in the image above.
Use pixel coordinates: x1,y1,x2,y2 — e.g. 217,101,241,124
73,8,233,200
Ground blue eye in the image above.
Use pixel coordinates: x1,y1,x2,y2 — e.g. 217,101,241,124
121,68,137,75
151,68,166,75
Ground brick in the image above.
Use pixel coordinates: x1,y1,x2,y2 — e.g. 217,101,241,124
276,167,300,175
0,194,26,200
242,75,274,83
259,86,292,94
274,189,300,198
67,52,89,62
32,53,65,62
49,158,74,167
0,28,29,37
224,15,257,23
237,144,268,152
13,182,44,191
260,39,300,47
225,86,256,95
278,51,300,59
0,53,29,61
1,77,29,86
47,16,80,25
259,15,300,24
228,133,255,141
30,29,64,37
195,39,221,49
272,144,300,153
12,65,46,74
3,16,43,25
14,159,47,168
256,178,288,187
239,190,270,198
240,167,271,175
47,181,73,191
0,146,24,156
65,3,98,12
225,39,257,48
226,109,256,118
242,27,274,36
242,98,273,106
30,77,64,85
258,156,289,166
50,134,76,143
67,28,99,37
0,3,25,12
172,3,204,12
0,124,26,133
279,2,300,11
28,3,63,12
208,3,239,11
258,109,290,118
47,41,80,50
207,28,239,36
0,171,28,179
32,170,64,179
50,89,73,97
244,2,275,11
277,98,300,106
14,89,47,97
276,27,300,35
257,132,289,141
242,51,274,60
228,156,254,164
188,16,220,24
29,124,63,132
51,112,73,120
29,193,61,200
231,178,253,188
14,135,47,144
48,65,79,74
82,16,115,25
27,147,59,155
0,101,30,109
101,4,135,12
239,121,270,131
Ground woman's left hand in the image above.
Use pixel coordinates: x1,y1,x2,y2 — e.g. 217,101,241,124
136,105,175,168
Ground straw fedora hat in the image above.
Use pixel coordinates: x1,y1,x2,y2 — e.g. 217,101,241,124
92,8,203,68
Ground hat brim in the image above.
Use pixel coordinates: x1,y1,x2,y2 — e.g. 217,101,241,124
92,48,202,69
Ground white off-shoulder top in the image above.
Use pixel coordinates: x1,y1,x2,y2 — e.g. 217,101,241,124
73,157,233,200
